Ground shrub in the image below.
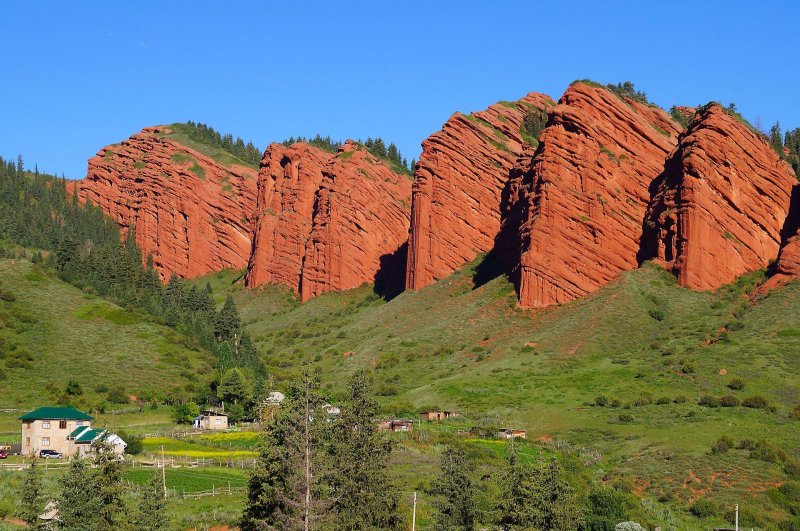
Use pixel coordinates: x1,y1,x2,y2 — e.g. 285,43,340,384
737,439,757,450
750,441,788,463
648,309,665,321
728,378,746,391
0,288,15,302
779,482,800,502
618,413,634,423
610,399,622,408
698,395,720,408
720,395,740,407
656,397,671,405
595,395,609,407
711,435,735,454
633,393,653,407
673,395,688,404
117,430,143,455
377,384,398,396
742,395,769,409
793,404,800,420
94,384,109,393
107,386,128,404
65,379,83,396
690,498,719,518
784,460,800,478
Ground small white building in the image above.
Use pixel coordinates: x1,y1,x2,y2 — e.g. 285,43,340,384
192,410,228,430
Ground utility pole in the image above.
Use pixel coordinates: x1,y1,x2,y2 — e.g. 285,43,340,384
161,445,167,499
735,503,739,531
412,491,417,531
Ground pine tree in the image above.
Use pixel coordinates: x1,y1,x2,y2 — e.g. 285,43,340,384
58,459,102,531
130,473,169,530
219,367,253,405
215,294,241,341
328,369,400,529
528,459,584,530
431,446,476,530
242,369,331,530
770,121,785,157
18,458,43,527
93,441,127,529
497,442,539,530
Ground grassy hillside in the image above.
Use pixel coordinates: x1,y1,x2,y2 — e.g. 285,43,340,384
0,258,215,409
199,259,800,526
163,122,259,169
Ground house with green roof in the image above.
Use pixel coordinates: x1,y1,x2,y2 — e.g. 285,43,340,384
67,426,127,457
19,406,100,457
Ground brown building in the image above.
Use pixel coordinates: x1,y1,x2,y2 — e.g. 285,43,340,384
497,428,527,440
420,410,460,421
193,410,229,430
378,419,414,432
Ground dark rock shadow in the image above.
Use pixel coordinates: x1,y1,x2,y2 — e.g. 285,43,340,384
373,241,408,300
768,183,800,276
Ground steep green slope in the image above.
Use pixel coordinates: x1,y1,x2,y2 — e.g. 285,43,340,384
201,259,800,524
0,258,215,408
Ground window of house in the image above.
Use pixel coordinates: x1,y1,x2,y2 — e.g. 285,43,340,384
25,437,30,446
59,420,67,429
215,418,222,425
42,421,50,429
42,437,50,446
76,421,84,427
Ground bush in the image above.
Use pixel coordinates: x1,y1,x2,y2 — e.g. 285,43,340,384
633,393,653,407
737,439,757,450
648,309,665,321
784,460,800,478
728,378,746,390
720,395,740,407
94,384,109,393
595,395,609,407
0,288,15,302
117,430,143,455
611,399,622,408
711,435,735,454
698,395,720,408
65,379,83,396
172,402,200,424
689,498,719,518
750,441,788,463
618,413,634,423
673,395,688,404
656,397,671,405
793,404,800,420
742,395,769,409
107,386,128,404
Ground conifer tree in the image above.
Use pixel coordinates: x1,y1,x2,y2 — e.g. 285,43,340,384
242,369,330,530
328,369,400,529
497,442,539,530
18,458,43,528
130,473,169,530
431,446,476,530
58,459,102,531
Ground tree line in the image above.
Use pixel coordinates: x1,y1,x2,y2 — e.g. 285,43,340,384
177,121,262,166
0,156,263,412
282,135,413,174
769,122,800,178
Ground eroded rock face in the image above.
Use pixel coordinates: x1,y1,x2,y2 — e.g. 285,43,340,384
301,141,411,301
405,92,554,291
641,104,796,290
517,82,681,307
245,142,330,291
74,126,257,279
246,141,411,301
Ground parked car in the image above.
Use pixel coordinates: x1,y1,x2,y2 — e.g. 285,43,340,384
0,450,8,459
39,449,64,459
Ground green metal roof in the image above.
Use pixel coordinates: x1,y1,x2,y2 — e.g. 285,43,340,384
68,426,92,439
75,428,105,443
19,407,94,421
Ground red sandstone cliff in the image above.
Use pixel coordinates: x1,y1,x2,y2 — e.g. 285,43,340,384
246,141,411,301
405,92,554,291
301,141,411,301
245,142,330,290
73,126,257,279
517,82,681,308
641,104,796,291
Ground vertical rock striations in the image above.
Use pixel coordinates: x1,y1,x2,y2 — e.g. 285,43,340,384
74,126,257,279
641,104,796,290
245,142,330,290
245,141,411,301
405,92,554,291
517,82,681,308
301,141,412,301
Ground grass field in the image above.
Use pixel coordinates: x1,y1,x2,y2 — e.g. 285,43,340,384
0,259,215,409
124,466,249,493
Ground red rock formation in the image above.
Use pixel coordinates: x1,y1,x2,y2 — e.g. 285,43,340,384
74,126,257,279
301,141,411,301
245,142,330,290
641,104,796,290
517,82,681,307
406,92,554,291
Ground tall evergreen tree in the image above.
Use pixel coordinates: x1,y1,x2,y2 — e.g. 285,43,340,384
497,442,539,530
242,369,330,530
328,369,400,529
527,459,584,530
431,446,477,530
58,459,102,531
130,473,169,530
18,458,44,528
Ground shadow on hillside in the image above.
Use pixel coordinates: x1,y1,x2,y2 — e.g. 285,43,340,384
768,183,800,276
373,242,408,301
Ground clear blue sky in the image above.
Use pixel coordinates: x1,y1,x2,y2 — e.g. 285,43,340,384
1,1,799,179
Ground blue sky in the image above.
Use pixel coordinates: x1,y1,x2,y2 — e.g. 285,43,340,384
1,1,799,178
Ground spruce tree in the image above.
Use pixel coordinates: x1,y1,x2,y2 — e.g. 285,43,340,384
130,473,169,530
497,442,539,530
58,459,102,531
242,369,330,530
328,369,400,529
431,446,476,530
93,441,127,529
528,459,584,530
18,458,43,527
